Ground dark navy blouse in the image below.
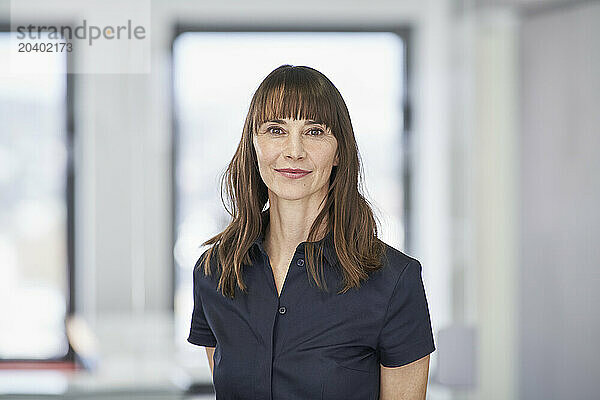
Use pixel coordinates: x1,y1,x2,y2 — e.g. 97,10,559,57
188,229,435,400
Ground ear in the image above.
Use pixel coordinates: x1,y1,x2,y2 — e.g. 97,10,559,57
333,153,339,166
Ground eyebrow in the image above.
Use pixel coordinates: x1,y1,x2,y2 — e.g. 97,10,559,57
265,119,324,125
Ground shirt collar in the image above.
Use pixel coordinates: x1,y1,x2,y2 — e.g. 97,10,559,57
251,227,338,267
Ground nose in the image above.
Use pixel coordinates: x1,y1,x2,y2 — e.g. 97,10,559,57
283,133,305,160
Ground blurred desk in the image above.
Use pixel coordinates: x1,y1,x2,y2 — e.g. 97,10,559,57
0,312,214,399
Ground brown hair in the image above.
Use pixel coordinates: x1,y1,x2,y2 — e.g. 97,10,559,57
199,64,386,298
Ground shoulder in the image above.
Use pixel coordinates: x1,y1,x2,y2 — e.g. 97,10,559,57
374,239,422,285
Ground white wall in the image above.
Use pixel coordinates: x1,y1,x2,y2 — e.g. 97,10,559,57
451,8,520,400
452,2,600,400
519,2,600,399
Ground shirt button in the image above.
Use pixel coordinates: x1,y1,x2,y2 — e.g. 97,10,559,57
296,258,305,267
278,306,287,314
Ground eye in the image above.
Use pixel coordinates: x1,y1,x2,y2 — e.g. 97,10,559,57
307,128,324,136
267,126,284,135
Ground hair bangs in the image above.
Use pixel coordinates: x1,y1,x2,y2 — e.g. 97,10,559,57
251,69,337,135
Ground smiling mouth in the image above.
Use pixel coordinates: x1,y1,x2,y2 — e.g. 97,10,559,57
275,169,312,179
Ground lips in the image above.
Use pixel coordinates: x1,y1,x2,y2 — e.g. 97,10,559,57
276,168,311,173
275,168,312,179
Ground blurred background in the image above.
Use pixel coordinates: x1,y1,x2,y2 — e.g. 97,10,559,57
0,0,598,399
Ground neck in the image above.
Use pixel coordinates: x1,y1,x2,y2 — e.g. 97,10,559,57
264,192,329,261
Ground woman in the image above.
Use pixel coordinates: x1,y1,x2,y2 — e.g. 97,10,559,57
188,64,435,399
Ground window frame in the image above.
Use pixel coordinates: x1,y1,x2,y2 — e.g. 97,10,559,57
169,23,415,311
0,21,76,364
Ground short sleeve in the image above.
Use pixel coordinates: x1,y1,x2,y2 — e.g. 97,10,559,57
187,253,218,347
376,259,436,367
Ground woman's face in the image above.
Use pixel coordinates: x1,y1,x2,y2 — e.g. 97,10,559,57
253,118,338,202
